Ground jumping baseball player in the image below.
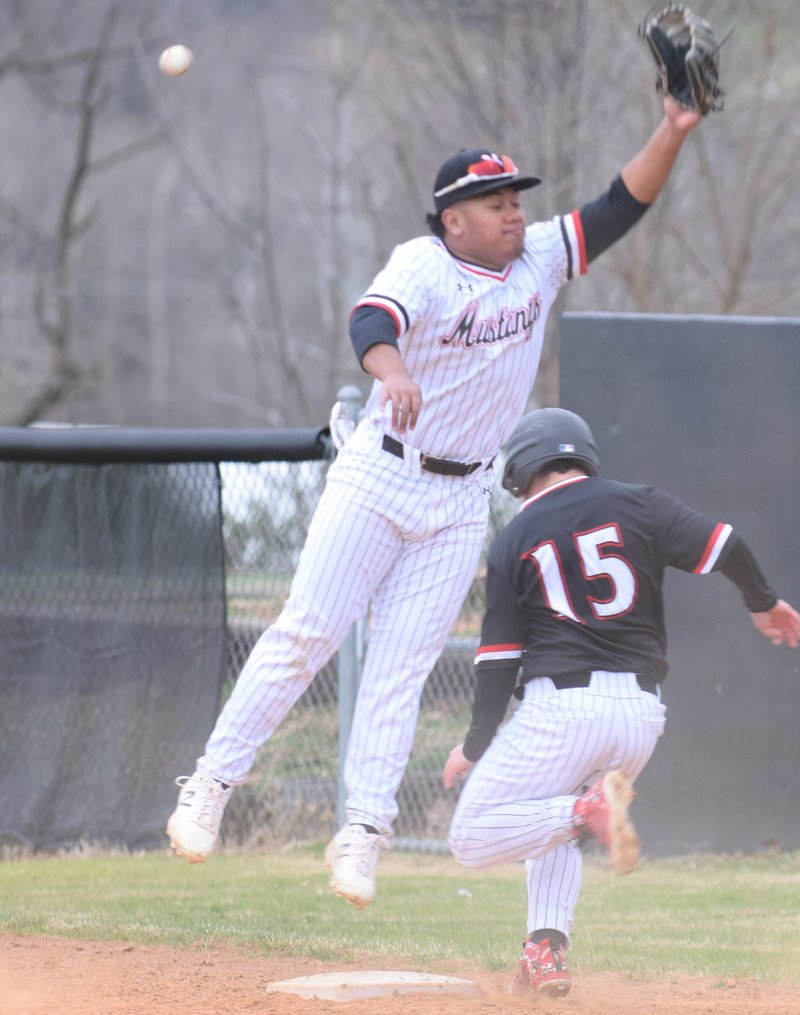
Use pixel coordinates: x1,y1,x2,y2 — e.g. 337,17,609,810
167,96,703,907
444,408,800,997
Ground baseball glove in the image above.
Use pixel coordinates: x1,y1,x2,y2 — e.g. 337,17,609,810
640,4,724,116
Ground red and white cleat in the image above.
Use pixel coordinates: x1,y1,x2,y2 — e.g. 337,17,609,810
574,769,639,875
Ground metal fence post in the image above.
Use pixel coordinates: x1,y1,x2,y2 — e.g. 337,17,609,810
335,385,366,828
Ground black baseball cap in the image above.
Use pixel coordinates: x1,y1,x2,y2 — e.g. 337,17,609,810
433,148,541,213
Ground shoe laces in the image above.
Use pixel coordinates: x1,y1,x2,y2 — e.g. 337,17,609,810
338,826,387,870
176,774,229,829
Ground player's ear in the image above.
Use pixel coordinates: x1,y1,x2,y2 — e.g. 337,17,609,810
441,206,464,236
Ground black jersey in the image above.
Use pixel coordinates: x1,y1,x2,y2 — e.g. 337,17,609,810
462,473,777,762
478,475,736,685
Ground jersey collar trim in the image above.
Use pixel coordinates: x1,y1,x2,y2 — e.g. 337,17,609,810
520,474,590,511
456,259,513,282
436,239,513,281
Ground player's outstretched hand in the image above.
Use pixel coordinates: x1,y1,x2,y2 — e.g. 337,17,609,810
443,744,474,790
663,95,702,135
750,599,800,648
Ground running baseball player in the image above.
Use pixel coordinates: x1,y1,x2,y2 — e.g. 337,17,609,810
444,408,800,997
167,96,703,907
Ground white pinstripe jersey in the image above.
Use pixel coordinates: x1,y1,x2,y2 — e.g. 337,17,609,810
353,213,587,463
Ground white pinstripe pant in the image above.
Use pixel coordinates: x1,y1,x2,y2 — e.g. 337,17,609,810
448,672,666,938
197,419,492,834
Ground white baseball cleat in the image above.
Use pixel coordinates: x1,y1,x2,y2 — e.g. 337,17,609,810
324,824,387,908
166,772,232,864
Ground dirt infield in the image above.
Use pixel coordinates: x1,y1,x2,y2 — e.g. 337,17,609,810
2,934,797,1015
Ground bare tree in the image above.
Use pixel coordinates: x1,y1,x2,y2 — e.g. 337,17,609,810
0,1,165,425
1,0,797,428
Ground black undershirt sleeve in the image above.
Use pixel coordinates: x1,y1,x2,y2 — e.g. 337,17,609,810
349,305,399,367
579,175,651,264
462,664,518,762
717,533,778,613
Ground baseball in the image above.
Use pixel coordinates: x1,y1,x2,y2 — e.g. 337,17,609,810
158,45,193,77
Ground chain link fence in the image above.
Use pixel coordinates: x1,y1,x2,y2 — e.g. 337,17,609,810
0,419,517,853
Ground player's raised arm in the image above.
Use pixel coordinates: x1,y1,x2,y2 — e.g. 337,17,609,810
620,96,700,204
575,95,702,267
623,2,725,202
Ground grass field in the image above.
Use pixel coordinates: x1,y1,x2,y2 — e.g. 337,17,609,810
1,845,798,984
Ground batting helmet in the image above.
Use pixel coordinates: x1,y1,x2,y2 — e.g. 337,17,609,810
502,408,600,497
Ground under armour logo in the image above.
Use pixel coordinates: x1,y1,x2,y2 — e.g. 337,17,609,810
457,282,474,293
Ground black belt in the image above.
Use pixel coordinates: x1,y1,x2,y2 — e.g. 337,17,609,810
382,434,485,477
533,673,659,696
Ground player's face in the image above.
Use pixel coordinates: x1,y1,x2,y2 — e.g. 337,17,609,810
443,187,527,270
